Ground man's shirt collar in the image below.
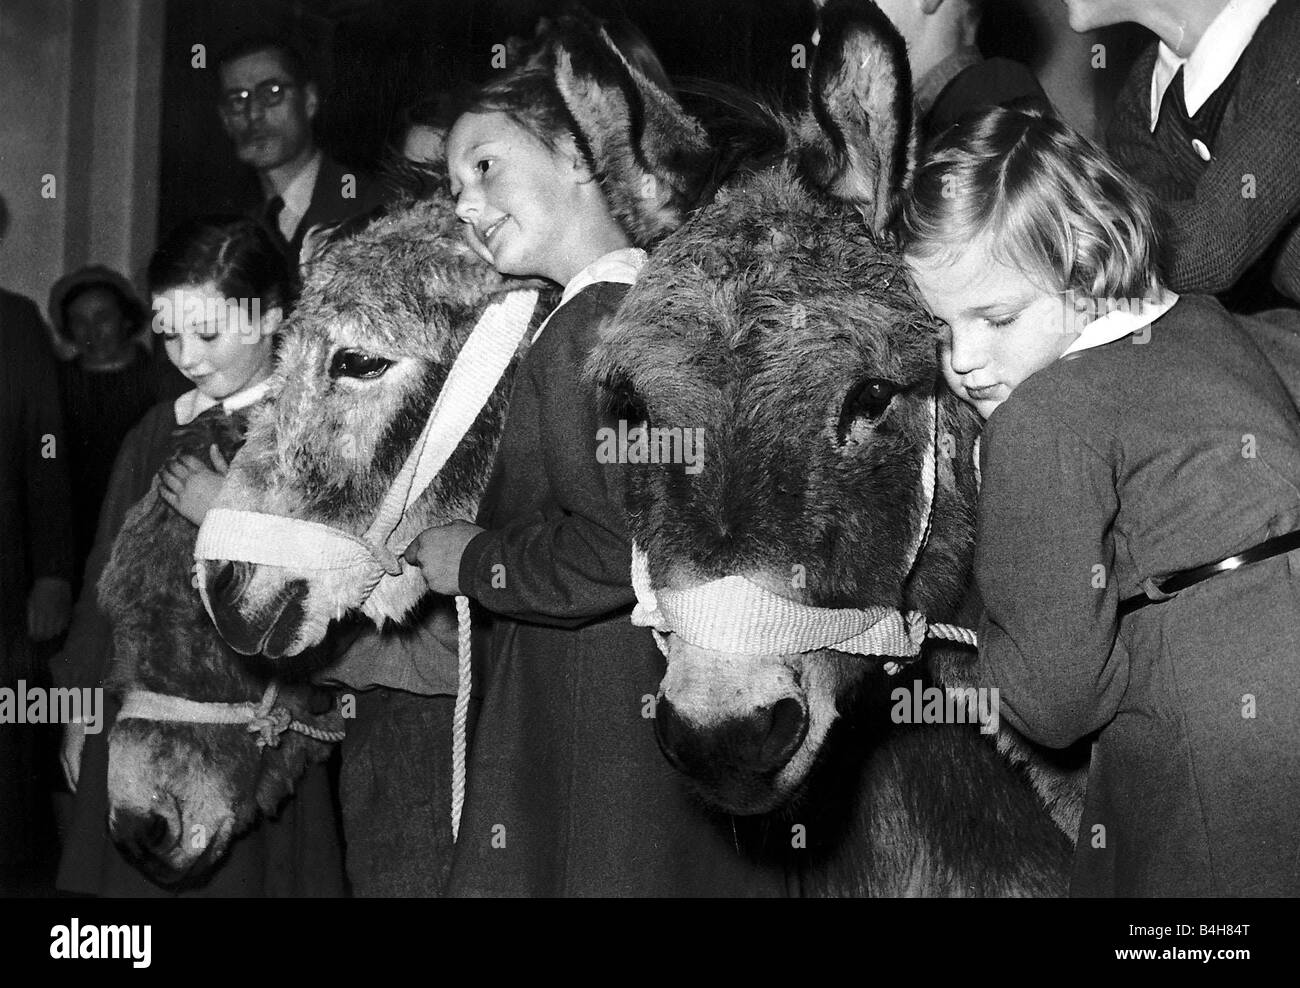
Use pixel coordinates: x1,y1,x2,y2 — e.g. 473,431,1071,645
1148,0,1275,131
269,150,322,240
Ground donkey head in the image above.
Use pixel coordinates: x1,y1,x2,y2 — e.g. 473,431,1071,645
591,0,982,815
195,191,538,658
102,411,341,886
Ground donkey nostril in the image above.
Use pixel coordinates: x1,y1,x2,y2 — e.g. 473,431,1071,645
211,561,237,597
756,696,809,772
114,809,173,859
143,812,169,849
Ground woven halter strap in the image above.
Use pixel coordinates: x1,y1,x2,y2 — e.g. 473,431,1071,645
193,288,539,607
630,394,976,668
117,682,345,748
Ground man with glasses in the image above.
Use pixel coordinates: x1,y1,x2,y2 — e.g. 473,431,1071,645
216,36,385,268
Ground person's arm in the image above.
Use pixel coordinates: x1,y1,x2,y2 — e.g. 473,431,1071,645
974,395,1130,749
457,297,637,627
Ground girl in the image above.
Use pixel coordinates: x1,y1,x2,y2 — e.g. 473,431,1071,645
900,106,1300,896
404,44,785,896
52,216,345,896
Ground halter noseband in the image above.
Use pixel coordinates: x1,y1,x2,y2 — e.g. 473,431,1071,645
631,393,977,667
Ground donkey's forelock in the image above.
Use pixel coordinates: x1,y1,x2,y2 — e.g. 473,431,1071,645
298,196,507,355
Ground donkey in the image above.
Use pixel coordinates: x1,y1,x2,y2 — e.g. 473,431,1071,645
588,0,1078,894
100,409,342,886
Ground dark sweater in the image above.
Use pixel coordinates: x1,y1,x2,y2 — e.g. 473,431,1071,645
450,283,785,896
976,295,1300,896
1108,1,1300,307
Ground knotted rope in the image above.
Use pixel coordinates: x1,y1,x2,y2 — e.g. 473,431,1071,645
117,681,346,747
194,289,540,842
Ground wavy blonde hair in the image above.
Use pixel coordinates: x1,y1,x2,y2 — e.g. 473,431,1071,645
900,106,1163,303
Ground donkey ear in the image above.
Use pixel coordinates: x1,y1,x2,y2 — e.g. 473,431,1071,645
798,0,916,232
547,13,712,247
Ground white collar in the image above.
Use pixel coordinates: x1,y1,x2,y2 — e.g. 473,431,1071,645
533,247,647,342
1059,292,1180,358
1148,0,1275,131
174,375,275,426
274,151,323,235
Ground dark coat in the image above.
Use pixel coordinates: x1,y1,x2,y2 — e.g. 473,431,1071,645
0,289,73,888
976,295,1300,896
56,353,159,597
287,154,389,260
449,282,786,896
52,399,345,897
1108,1,1300,308
0,289,73,647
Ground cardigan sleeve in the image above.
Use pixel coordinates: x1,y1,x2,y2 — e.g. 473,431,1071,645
973,394,1130,749
458,291,636,627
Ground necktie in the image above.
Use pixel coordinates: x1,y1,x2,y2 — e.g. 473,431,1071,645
262,195,292,257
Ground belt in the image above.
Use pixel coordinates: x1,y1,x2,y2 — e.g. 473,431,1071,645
1119,529,1300,616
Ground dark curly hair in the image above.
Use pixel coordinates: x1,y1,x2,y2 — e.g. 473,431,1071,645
148,215,294,315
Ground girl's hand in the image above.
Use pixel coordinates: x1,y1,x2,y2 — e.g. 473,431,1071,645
403,521,485,596
159,444,229,526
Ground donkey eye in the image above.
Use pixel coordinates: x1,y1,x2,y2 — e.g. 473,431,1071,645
836,377,898,443
329,349,393,380
601,374,650,427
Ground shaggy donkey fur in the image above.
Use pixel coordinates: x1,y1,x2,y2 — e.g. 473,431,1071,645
589,0,1077,895
100,409,342,887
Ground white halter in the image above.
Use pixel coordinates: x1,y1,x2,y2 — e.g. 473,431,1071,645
630,394,976,667
117,682,346,748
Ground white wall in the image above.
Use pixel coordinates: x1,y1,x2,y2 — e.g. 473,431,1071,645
0,0,163,336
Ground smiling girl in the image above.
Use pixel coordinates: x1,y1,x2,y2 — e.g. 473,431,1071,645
901,107,1300,897
52,216,344,896
402,42,783,895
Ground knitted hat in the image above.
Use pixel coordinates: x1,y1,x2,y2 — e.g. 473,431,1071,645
47,264,151,360
47,264,146,342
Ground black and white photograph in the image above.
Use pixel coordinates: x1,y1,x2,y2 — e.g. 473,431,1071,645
0,0,1293,965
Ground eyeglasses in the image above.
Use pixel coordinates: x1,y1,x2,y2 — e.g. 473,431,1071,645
218,80,296,117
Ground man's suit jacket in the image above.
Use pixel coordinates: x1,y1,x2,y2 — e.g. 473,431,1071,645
287,153,390,262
